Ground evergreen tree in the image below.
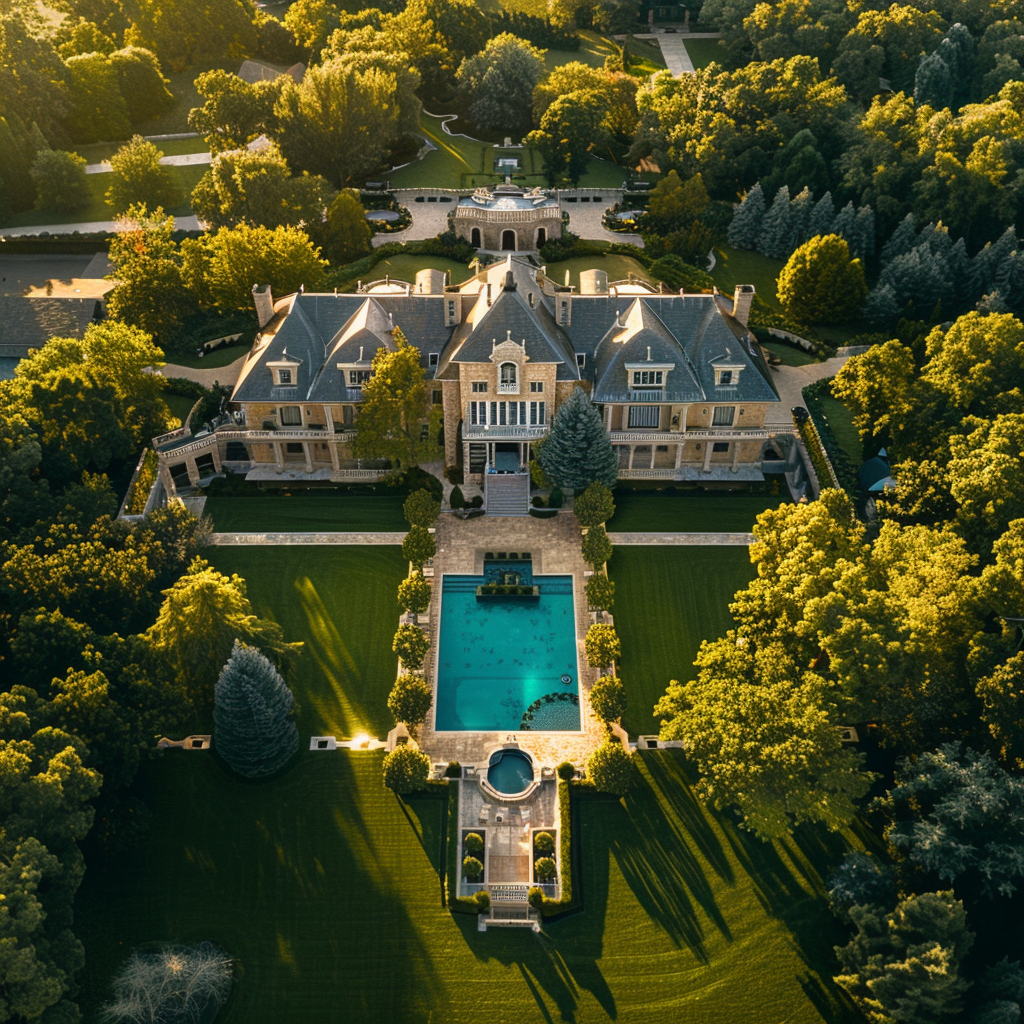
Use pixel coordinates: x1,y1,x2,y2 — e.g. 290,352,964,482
830,200,857,250
726,181,765,249
852,205,876,259
950,236,983,309
808,190,835,240
756,185,792,259
788,186,815,251
213,641,299,778
975,227,1020,293
880,212,919,267
914,50,953,109
996,249,1024,317
538,387,617,492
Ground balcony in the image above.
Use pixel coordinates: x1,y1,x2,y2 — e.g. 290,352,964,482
497,381,519,395
609,427,773,443
464,423,548,440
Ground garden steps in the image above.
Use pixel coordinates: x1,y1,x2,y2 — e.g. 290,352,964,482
484,474,529,516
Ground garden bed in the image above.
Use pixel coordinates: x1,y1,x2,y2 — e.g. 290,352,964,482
476,583,539,598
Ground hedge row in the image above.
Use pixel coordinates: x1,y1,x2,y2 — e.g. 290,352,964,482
125,448,159,515
538,780,580,918
445,782,481,915
802,379,859,496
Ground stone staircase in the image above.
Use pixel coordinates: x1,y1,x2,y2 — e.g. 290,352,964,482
485,473,530,516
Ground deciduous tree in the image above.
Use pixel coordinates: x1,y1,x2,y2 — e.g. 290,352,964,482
30,150,89,213
777,233,867,324
387,672,432,726
382,745,430,793
586,739,636,796
105,135,182,215
456,33,545,135
589,675,627,723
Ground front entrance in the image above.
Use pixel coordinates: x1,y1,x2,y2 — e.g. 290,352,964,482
494,442,520,473
501,230,516,251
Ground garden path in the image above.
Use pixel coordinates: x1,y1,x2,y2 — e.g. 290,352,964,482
608,532,753,545
208,532,408,545
159,356,246,386
763,353,851,431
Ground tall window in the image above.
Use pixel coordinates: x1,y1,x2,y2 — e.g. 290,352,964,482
628,406,660,428
499,363,517,390
280,406,302,426
530,401,546,425
712,406,735,426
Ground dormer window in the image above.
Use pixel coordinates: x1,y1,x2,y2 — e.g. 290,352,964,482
715,366,741,386
429,352,439,367
269,357,300,387
632,370,663,387
349,370,371,387
498,362,518,394
279,369,292,385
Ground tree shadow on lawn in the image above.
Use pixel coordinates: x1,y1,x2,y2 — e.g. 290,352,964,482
76,754,444,1023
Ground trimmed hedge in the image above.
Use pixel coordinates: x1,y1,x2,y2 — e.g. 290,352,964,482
446,783,480,915
538,780,578,918
125,448,158,515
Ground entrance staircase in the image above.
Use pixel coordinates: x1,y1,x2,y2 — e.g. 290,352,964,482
485,473,530,516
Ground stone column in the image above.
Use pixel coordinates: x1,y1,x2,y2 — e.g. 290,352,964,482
628,445,636,470
211,444,223,472
302,442,313,472
675,444,683,469
158,461,176,498
649,445,656,469
604,404,612,431
186,458,200,485
678,405,688,433
731,443,741,472
273,442,284,469
703,442,713,472
324,404,335,433
329,442,340,471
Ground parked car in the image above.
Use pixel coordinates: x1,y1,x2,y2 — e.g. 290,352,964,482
791,406,810,424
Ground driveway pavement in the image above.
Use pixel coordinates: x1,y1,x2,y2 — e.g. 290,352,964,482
633,31,724,76
85,152,213,174
373,189,456,246
560,191,643,246
2,216,202,238
762,354,851,431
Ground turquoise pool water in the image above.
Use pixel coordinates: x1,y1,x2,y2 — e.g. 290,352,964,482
488,750,534,794
434,574,580,732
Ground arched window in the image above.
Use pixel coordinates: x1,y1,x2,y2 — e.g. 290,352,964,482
499,362,518,393
536,227,546,246
470,227,481,247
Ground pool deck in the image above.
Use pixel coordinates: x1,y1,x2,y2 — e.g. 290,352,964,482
418,512,606,768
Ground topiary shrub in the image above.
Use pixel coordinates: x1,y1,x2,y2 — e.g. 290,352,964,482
213,641,298,778
474,889,491,912
446,760,462,778
581,524,613,568
393,623,430,670
397,571,431,617
387,672,433,725
589,675,628,723
585,623,621,669
534,857,557,882
573,480,615,528
382,745,431,794
449,484,465,509
534,831,555,853
528,885,545,909
587,739,637,796
469,494,484,508
585,573,615,611
462,855,483,881
549,486,564,508
464,832,484,854
557,761,576,781
403,488,441,528
402,525,436,568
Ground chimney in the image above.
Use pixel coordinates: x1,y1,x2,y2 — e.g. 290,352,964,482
252,283,274,329
444,287,462,326
732,284,755,327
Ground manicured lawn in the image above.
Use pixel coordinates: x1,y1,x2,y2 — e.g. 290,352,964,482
762,340,820,367
609,491,786,533
814,389,863,465
367,254,475,287
74,136,210,164
162,342,250,369
204,494,409,534
712,245,784,312
682,37,732,69
544,254,651,290
610,546,757,736
543,30,620,72
162,392,197,427
75,749,859,1024
206,545,406,738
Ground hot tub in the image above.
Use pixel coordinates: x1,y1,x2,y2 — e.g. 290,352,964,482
487,749,535,796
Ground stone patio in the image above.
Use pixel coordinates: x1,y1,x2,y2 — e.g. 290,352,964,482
416,512,607,767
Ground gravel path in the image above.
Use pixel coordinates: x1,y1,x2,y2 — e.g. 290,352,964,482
607,532,753,545
209,532,408,545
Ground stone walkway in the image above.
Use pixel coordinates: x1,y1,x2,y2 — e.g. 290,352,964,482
160,355,246,387
85,152,213,174
633,31,724,76
608,531,753,545
3,216,202,238
209,532,408,545
763,354,851,431
416,513,607,768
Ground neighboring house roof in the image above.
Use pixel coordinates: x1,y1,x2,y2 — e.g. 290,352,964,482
859,454,896,492
237,60,305,84
0,296,101,358
229,257,779,408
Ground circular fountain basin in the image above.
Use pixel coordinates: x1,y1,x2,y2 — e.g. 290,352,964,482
365,209,400,221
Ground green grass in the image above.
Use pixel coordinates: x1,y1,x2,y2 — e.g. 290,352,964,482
206,545,405,738
204,495,409,535
611,546,757,736
543,30,620,72
544,254,651,290
162,342,250,369
682,37,732,69
762,340,820,367
75,748,859,1024
368,254,475,286
813,389,863,466
712,245,784,312
74,136,210,164
163,392,197,427
609,492,786,533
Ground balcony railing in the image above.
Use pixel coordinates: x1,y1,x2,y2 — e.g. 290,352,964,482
156,427,358,461
608,427,773,443
464,423,548,439
497,382,519,395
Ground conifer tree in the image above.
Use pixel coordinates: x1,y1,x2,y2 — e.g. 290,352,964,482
880,213,918,267
863,283,901,325
214,641,298,778
756,185,792,259
726,181,765,249
975,227,1019,293
914,50,953,109
852,205,876,259
788,186,815,252
996,249,1024,317
830,200,857,249
809,191,835,240
950,237,982,309
538,387,617,492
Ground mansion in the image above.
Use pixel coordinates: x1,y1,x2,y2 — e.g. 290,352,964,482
154,257,782,509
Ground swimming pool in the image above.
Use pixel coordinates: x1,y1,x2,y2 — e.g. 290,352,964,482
434,573,580,732
487,749,535,794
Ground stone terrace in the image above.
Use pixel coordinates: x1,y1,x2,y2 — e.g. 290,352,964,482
416,512,606,768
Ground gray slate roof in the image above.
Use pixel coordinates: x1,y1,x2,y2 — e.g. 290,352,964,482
0,297,101,358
